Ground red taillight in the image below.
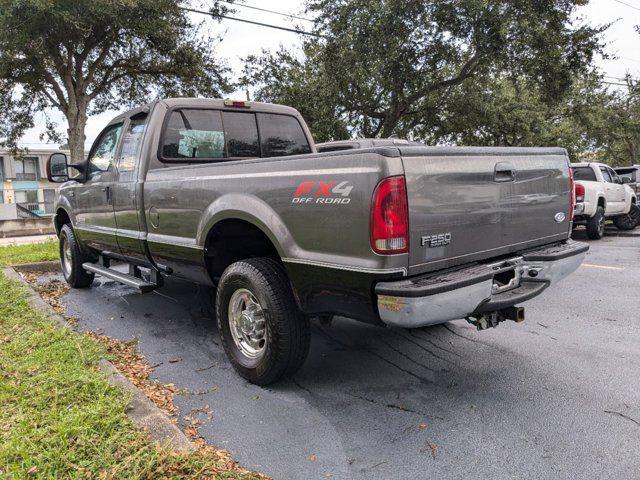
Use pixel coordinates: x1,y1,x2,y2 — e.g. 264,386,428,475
575,183,585,203
569,168,575,222
370,176,409,254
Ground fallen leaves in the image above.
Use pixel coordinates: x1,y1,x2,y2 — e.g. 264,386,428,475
86,333,178,417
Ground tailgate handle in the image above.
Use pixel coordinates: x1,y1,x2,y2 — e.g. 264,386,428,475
494,162,516,182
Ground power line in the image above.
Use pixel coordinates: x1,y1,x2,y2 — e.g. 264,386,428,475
611,0,640,12
219,0,313,23
179,6,324,38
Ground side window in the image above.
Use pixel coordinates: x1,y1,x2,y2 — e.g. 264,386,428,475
600,167,612,183
88,123,123,175
257,113,311,158
161,109,225,159
607,168,620,184
222,111,260,158
118,115,148,172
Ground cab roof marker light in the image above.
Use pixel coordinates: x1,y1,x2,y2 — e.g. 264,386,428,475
224,100,251,108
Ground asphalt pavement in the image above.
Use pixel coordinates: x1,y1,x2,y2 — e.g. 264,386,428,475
45,231,640,480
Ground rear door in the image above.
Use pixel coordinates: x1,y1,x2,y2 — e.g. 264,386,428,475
601,166,625,213
400,147,570,275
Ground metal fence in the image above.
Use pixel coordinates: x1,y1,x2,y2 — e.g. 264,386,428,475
16,202,54,218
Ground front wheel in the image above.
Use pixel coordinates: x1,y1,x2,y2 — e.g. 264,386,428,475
59,224,95,288
216,258,310,385
613,204,640,231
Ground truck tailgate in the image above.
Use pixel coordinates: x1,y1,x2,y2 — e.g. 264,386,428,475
400,147,571,276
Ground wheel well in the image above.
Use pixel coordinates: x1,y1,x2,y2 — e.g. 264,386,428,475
54,208,71,235
204,219,280,282
597,197,606,209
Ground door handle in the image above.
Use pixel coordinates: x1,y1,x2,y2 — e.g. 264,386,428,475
494,162,516,182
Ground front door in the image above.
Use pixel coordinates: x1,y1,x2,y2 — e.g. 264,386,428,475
600,166,625,214
74,122,123,252
112,113,149,260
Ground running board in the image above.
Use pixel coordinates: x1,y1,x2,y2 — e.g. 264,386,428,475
82,263,158,293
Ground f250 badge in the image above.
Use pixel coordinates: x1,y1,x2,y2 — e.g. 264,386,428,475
421,233,452,248
292,181,353,204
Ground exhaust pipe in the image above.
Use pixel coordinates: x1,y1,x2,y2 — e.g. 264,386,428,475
468,306,525,330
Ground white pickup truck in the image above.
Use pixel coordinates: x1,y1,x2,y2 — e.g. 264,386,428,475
571,162,639,239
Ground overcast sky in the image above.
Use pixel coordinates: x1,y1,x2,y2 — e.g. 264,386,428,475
17,0,640,149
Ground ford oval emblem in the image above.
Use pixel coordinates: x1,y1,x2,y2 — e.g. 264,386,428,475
554,212,566,223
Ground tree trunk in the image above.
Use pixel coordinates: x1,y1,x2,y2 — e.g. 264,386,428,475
65,98,88,164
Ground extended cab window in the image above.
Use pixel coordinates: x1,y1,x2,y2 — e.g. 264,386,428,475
257,113,311,158
88,123,123,175
118,115,148,172
572,166,597,182
162,110,225,159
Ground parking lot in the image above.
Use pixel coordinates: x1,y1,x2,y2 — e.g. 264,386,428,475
34,231,640,480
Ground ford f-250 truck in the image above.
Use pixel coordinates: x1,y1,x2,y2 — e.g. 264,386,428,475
47,98,588,385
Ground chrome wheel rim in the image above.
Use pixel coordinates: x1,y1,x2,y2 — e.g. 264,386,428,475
228,288,267,359
61,235,72,277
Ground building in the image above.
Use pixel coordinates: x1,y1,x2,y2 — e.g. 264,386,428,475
0,147,69,236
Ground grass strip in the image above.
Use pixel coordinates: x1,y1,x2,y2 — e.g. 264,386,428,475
0,242,261,479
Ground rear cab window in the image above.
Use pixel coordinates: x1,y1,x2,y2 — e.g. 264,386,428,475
571,166,597,182
160,108,310,162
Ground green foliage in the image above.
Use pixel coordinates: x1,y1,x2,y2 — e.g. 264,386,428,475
248,0,604,140
0,0,232,161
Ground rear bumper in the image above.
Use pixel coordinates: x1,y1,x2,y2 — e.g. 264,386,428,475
375,240,588,328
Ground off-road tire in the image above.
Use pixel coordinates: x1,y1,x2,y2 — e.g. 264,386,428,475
216,257,310,385
586,206,605,240
613,204,640,231
59,224,95,288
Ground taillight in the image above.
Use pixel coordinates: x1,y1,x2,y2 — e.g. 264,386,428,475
370,176,409,254
569,168,575,222
575,183,585,203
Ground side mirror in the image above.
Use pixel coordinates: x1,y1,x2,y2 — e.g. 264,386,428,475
46,153,69,183
621,176,632,184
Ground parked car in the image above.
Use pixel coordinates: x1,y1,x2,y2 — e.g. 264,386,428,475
316,138,425,153
614,165,640,195
571,162,639,239
47,98,588,385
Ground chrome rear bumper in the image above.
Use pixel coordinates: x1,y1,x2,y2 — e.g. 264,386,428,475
376,240,588,328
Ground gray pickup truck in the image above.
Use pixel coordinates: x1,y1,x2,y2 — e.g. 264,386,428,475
47,98,588,384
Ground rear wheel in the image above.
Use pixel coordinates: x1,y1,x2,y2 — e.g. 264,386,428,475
586,206,605,239
59,224,94,288
613,204,640,231
216,257,310,385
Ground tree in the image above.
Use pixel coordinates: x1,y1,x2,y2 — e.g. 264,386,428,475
588,76,640,166
422,72,610,160
247,0,605,141
0,0,232,162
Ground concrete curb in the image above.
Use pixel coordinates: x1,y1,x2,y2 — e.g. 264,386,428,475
3,264,196,453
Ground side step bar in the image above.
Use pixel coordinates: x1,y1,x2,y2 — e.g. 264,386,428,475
82,262,158,293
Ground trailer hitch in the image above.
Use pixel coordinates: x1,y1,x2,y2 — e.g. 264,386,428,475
467,306,525,331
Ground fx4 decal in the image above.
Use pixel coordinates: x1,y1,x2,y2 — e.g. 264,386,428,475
292,181,354,204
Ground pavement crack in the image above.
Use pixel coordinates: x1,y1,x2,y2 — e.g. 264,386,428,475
377,338,437,372
409,329,464,358
344,392,442,420
604,410,640,427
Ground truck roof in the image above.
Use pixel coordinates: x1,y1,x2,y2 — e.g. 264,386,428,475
107,98,303,125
